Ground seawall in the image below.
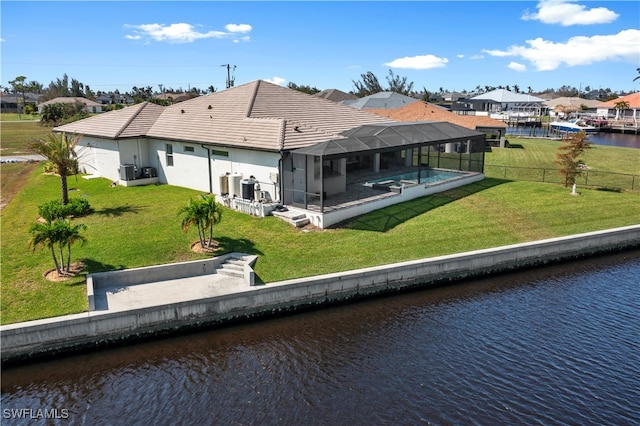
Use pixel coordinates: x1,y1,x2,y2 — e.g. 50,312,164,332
2,225,639,365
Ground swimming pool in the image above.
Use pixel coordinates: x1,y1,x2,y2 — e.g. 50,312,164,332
365,169,465,187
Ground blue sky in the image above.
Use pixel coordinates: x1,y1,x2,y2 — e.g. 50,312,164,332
2,1,639,95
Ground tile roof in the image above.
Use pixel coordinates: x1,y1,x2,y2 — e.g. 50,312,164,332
470,89,545,103
55,102,165,138
313,89,358,103
544,97,604,109
341,92,421,110
38,97,102,107
599,92,640,109
56,80,391,152
368,101,506,130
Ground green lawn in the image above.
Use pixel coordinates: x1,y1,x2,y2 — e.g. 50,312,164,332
2,156,639,324
1,119,53,156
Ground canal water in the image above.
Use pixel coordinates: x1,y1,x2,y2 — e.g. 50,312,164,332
2,249,639,425
507,128,640,149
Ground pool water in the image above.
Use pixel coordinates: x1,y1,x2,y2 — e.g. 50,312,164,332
365,169,464,186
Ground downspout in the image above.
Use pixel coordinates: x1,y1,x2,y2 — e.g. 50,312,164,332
201,145,213,194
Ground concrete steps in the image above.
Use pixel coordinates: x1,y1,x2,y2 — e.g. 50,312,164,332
271,209,310,227
215,258,246,279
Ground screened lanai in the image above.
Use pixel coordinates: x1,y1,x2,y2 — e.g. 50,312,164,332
281,121,486,214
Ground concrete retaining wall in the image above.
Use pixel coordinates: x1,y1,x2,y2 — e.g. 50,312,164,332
2,225,639,365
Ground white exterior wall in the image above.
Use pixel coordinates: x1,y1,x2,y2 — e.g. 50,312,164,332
148,138,281,197
77,136,282,197
76,136,121,181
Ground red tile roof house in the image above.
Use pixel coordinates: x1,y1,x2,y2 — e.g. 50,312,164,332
54,80,486,229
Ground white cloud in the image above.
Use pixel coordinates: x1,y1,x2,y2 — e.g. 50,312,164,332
508,62,527,72
384,54,448,69
522,0,619,26
124,23,251,43
225,24,252,33
470,54,484,60
457,54,465,59
264,76,287,86
483,29,639,71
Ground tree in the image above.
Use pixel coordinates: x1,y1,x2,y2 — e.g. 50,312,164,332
351,71,384,97
29,219,86,275
178,194,223,249
614,100,630,120
385,70,414,95
28,132,81,205
288,82,320,95
554,131,593,187
634,67,640,82
9,75,27,117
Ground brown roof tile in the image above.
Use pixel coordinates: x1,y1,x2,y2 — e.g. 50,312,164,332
59,80,392,152
368,101,506,130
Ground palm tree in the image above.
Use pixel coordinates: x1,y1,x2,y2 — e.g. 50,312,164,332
613,101,630,120
178,198,207,248
28,132,81,205
178,195,223,249
29,219,86,275
200,194,222,248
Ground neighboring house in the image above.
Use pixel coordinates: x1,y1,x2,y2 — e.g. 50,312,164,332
442,91,465,102
599,92,640,121
544,97,604,118
369,101,508,148
55,80,485,229
341,92,421,110
313,89,358,103
467,89,546,115
38,97,103,114
0,92,40,113
96,93,135,105
154,92,197,104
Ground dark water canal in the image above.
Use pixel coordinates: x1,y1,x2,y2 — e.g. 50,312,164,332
2,249,639,425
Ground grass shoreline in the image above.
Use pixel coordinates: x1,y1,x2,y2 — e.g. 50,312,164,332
2,138,639,325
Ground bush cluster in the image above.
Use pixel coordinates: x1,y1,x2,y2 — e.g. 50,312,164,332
38,198,92,221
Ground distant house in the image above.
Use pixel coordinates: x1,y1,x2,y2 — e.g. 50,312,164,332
442,91,465,102
341,92,421,110
369,101,508,148
599,92,640,121
468,89,546,115
96,93,134,105
313,89,358,103
544,97,604,118
55,80,485,229
154,92,197,104
0,92,40,113
38,97,103,114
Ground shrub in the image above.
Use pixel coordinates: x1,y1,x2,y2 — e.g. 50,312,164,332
38,198,92,221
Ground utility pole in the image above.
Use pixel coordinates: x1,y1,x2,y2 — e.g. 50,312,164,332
221,64,237,89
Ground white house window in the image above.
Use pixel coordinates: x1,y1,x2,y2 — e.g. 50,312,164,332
212,149,229,157
166,144,174,166
184,146,195,153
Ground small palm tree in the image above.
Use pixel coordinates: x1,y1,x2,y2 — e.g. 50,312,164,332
178,198,207,248
200,194,222,248
28,132,82,205
178,194,223,249
29,219,87,275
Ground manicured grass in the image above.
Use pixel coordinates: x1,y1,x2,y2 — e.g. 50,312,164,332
484,138,640,190
486,137,640,174
2,161,639,324
0,120,53,156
